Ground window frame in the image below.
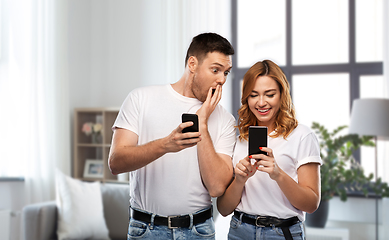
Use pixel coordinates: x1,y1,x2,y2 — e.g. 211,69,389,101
231,0,383,162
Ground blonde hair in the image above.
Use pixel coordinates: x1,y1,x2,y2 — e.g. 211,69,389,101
237,60,298,141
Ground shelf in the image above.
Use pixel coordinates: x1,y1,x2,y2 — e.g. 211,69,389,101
73,108,124,183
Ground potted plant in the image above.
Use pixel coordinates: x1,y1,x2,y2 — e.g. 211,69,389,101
305,122,389,228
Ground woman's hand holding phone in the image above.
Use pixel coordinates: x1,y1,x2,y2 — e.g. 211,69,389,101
250,147,281,181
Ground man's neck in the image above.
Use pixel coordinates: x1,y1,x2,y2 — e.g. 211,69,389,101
171,73,194,98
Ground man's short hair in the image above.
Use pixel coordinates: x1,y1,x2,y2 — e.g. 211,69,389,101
185,33,235,67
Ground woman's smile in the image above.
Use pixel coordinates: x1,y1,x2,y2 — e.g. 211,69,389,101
256,108,271,115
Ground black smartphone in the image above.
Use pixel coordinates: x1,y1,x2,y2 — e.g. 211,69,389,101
248,126,268,156
181,113,199,133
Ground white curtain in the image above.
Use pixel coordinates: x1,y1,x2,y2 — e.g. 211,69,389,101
0,0,70,203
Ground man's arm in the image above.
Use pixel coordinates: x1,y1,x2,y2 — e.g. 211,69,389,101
196,126,234,197
108,122,201,174
196,86,234,197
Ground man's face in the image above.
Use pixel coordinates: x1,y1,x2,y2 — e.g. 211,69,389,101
190,52,232,102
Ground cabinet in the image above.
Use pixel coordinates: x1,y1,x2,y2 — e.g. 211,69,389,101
73,108,127,183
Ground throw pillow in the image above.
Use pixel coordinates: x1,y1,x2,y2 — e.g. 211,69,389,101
55,169,110,240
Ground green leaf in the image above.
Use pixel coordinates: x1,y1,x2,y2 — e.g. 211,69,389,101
312,122,388,202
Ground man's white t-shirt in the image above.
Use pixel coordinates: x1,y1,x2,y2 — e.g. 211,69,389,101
113,84,236,216
234,124,322,221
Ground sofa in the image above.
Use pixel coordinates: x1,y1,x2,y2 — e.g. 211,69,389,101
22,183,130,240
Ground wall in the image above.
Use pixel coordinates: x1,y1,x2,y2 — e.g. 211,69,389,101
67,0,190,110
68,0,144,110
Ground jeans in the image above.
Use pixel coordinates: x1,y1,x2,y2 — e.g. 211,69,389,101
127,208,215,240
228,214,305,240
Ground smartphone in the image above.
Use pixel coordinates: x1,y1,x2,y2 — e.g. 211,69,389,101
248,126,268,156
182,113,199,133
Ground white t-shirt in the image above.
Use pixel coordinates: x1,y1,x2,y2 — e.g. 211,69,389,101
234,124,322,221
113,84,236,216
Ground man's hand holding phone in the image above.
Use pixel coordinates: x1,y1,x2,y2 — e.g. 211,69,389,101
161,114,200,153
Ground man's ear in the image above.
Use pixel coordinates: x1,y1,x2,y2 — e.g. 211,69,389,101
187,56,198,73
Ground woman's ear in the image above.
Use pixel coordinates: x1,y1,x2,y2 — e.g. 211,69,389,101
187,56,198,73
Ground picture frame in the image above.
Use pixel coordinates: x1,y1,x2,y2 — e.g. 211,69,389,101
83,159,104,179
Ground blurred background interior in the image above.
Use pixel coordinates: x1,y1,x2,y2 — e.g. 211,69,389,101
1,0,389,239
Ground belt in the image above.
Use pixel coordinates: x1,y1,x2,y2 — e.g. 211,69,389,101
233,211,300,228
130,207,212,229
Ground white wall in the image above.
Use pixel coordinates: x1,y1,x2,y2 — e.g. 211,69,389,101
68,0,144,110
67,0,193,110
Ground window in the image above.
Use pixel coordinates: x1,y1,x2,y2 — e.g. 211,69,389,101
231,0,384,178
237,0,286,67
292,73,350,131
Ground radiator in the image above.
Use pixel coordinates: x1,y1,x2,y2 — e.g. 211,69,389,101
0,209,11,240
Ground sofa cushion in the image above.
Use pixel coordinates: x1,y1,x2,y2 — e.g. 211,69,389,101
101,183,129,239
55,169,110,240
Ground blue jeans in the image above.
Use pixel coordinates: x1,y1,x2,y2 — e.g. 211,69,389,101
127,208,215,240
228,214,305,240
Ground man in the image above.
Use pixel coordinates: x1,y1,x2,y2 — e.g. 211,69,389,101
109,32,236,239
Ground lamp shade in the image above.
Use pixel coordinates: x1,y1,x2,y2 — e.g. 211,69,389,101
349,98,389,139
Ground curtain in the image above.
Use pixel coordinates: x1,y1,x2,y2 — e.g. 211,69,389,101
0,0,70,204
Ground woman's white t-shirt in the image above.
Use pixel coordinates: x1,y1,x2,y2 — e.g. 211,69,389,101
234,124,322,221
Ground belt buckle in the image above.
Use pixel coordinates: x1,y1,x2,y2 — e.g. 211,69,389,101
168,215,179,229
255,216,267,227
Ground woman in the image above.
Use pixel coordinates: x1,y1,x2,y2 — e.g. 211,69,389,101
217,60,322,240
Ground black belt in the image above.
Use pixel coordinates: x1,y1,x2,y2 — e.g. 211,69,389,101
234,211,299,228
130,207,212,229
234,211,300,240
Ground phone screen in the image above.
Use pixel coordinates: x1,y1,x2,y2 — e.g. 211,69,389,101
248,126,268,156
182,113,199,133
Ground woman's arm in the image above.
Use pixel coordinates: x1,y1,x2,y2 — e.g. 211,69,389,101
254,147,321,213
217,156,258,216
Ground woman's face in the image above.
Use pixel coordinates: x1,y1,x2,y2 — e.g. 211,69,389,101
247,75,281,132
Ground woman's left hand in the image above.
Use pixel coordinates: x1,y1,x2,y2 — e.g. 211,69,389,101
250,147,281,181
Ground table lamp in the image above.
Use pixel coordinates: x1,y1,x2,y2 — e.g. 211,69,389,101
349,98,389,240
